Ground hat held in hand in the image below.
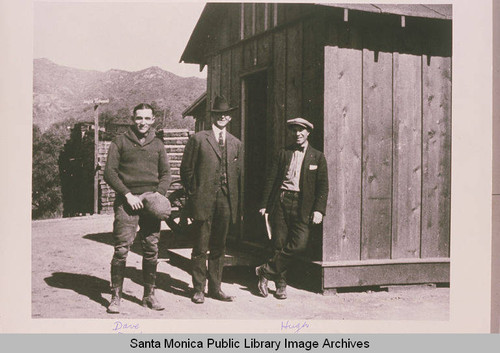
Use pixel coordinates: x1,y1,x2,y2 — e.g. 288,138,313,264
139,192,172,220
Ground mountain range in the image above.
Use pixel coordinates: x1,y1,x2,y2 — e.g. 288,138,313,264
33,58,206,131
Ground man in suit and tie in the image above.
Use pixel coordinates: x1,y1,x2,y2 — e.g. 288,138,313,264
180,95,242,304
256,118,328,299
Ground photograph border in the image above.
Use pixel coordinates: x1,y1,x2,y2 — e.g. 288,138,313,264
0,0,494,334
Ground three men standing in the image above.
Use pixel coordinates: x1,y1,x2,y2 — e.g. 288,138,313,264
104,103,171,313
103,100,325,309
180,96,242,304
256,118,328,300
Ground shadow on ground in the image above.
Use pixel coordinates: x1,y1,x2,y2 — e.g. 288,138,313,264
44,268,192,308
220,265,323,297
44,272,140,308
221,266,274,297
81,230,314,299
125,267,191,299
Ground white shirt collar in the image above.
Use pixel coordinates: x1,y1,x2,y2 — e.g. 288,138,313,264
297,141,309,152
212,124,226,142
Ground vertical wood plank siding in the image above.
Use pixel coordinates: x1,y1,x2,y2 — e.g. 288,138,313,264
228,4,240,46
257,35,272,66
203,5,451,263
240,4,244,40
276,4,287,26
205,59,212,127
285,3,306,23
217,15,231,49
244,3,253,39
273,30,287,155
361,26,394,260
285,23,303,145
230,46,243,138
302,17,325,149
255,3,267,34
323,23,363,261
392,28,422,259
211,54,222,102
321,17,450,262
208,54,221,129
421,32,452,258
243,41,256,69
302,18,325,260
221,50,231,100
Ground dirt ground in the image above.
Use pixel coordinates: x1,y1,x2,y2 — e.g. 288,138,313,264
32,215,449,320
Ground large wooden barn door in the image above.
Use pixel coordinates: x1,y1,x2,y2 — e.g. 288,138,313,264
242,70,269,242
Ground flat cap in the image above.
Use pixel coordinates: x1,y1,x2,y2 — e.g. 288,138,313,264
139,192,172,221
286,117,314,131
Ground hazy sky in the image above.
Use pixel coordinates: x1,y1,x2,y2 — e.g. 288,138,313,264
34,1,207,78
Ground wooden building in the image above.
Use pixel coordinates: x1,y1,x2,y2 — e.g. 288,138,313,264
182,92,207,132
180,3,452,291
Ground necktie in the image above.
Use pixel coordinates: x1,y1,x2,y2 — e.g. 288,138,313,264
219,131,224,148
219,131,228,186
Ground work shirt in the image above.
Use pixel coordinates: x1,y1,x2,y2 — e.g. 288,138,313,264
281,141,308,192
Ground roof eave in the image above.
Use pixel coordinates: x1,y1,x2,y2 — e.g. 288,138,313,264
182,92,207,117
317,3,452,20
180,3,452,65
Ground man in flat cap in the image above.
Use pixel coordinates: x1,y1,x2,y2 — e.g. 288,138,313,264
180,95,242,304
104,103,171,313
256,117,328,299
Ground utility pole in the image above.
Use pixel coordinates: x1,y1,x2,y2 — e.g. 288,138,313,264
84,98,109,215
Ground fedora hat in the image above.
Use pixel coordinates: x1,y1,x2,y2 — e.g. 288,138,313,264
211,95,237,113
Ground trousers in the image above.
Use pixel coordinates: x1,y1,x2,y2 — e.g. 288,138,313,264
261,190,309,287
191,187,231,292
110,195,161,267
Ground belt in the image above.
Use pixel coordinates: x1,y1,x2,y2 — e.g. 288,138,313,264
281,189,299,194
280,189,299,203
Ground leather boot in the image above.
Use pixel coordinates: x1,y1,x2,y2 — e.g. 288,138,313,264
142,261,164,311
275,285,287,300
256,265,269,297
142,284,165,310
107,262,125,314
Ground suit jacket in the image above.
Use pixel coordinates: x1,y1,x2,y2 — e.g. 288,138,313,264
260,144,328,224
180,129,242,224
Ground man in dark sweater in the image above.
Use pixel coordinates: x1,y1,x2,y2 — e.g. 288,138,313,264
104,103,171,313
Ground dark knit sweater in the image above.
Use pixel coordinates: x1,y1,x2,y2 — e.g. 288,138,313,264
104,128,171,196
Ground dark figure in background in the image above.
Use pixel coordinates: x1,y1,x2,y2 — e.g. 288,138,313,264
180,95,242,304
104,103,171,313
256,118,329,300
